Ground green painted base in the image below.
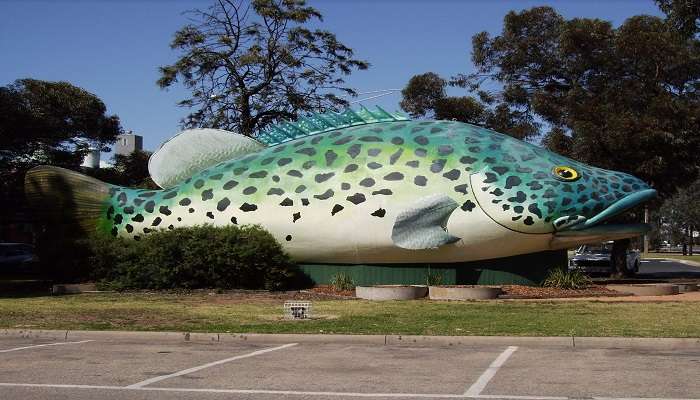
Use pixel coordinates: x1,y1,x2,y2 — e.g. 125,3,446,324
299,250,567,286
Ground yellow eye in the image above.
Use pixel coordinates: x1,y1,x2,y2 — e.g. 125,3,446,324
552,166,579,181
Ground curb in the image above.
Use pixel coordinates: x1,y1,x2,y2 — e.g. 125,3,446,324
2,329,699,350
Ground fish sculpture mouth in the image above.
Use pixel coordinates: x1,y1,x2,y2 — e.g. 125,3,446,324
550,188,657,249
555,189,657,232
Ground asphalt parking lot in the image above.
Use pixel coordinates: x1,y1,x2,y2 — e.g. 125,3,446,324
0,333,699,400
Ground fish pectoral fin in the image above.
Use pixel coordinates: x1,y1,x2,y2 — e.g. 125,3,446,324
391,194,461,250
149,128,265,188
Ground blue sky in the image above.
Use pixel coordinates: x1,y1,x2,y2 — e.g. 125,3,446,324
1,0,662,154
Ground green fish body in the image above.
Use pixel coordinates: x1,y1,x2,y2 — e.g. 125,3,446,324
26,107,656,264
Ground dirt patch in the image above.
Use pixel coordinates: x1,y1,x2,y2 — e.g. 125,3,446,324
500,285,623,299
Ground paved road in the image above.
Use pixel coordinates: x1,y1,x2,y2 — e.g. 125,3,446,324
638,258,700,279
0,334,699,400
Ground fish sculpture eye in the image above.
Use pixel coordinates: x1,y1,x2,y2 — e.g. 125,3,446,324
552,166,579,181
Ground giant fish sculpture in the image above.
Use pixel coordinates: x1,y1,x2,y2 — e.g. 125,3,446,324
26,107,655,264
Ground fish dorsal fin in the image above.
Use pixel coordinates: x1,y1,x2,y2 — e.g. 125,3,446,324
391,194,462,250
149,128,264,188
255,106,409,146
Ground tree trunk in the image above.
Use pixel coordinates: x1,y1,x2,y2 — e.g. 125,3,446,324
610,239,631,278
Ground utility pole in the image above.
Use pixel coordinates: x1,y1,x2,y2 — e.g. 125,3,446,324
643,206,649,255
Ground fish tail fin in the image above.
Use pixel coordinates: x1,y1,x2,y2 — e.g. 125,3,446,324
25,166,112,233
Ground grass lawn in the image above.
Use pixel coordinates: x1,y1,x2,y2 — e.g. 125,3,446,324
643,252,700,263
1,292,699,337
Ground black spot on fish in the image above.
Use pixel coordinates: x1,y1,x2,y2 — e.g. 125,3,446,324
405,160,419,168
315,172,335,183
132,214,144,222
533,172,548,179
359,178,375,187
391,137,404,145
287,170,303,178
347,193,366,205
267,188,284,196
194,180,205,189
285,235,292,241
202,189,214,200
508,191,527,203
502,204,510,211
344,164,358,173
438,145,453,156
111,227,118,236
389,149,403,165
333,136,354,145
138,191,157,198
133,198,145,206
302,160,315,170
230,217,238,224
179,198,191,206
368,162,382,169
468,146,481,153
107,206,115,219
527,181,543,190
261,157,275,166
223,180,238,190
359,136,382,142
491,188,504,196
272,175,280,182
217,198,230,211
484,157,497,164
159,206,172,216
414,148,427,157
543,189,557,198
314,189,334,200
384,172,404,181
296,147,316,157
206,211,214,219
528,204,542,218
209,173,223,180
280,198,293,206
240,203,257,212
483,172,498,183
521,154,536,162
431,159,446,173
454,184,469,194
461,200,476,212
163,191,178,199
372,189,392,195
126,224,133,233
233,167,248,175
367,148,381,157
151,217,162,226
293,212,301,223
442,169,460,181
430,127,442,133
302,198,310,206
390,123,406,131
293,140,306,147
144,201,155,213
113,214,123,224
347,144,362,158
505,176,522,189
123,206,134,215
493,166,509,175
168,225,174,230
414,136,429,145
341,182,351,190
189,208,195,213
295,185,306,193
311,136,324,145
516,166,532,173
523,216,534,225
371,208,386,217
325,150,338,166
331,204,344,215
411,126,424,133
460,156,477,164
277,158,292,167
249,171,268,179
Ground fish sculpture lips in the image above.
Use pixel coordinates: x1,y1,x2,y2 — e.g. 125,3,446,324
556,188,657,231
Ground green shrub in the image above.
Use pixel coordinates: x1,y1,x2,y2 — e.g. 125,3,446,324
542,268,591,290
89,225,309,290
329,272,355,291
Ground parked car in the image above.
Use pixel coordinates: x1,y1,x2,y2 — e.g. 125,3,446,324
0,243,38,271
568,242,640,276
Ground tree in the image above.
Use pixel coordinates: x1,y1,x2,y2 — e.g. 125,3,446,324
399,72,539,139
455,6,700,197
0,79,121,223
158,0,369,136
399,72,447,118
655,0,700,38
659,179,700,254
85,150,158,189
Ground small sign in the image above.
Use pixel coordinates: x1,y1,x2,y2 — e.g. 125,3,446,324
283,301,312,319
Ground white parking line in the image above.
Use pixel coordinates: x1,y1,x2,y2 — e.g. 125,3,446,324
0,382,699,400
464,346,518,396
0,340,94,353
125,342,298,388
